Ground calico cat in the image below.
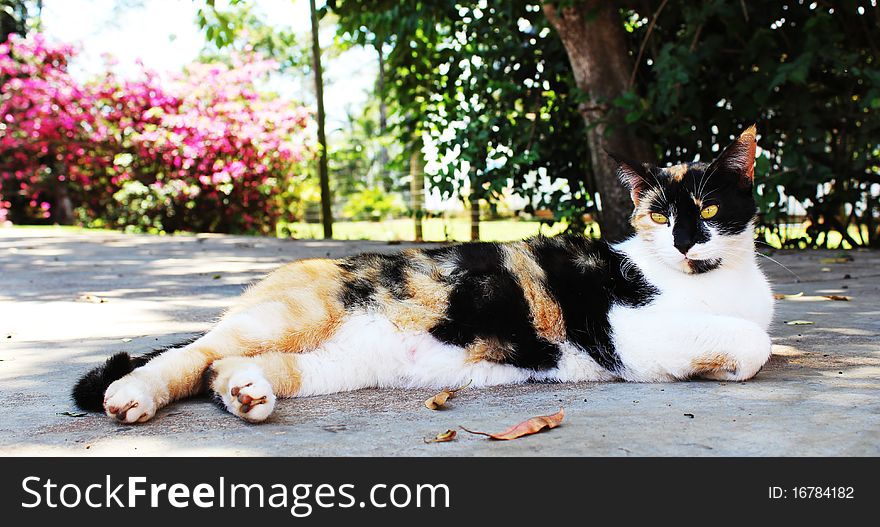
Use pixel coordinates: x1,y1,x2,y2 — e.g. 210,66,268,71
73,125,774,423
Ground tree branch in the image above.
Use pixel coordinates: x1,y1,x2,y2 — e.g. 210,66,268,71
628,0,669,88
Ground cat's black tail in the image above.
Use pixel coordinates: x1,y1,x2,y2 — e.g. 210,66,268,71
72,338,196,411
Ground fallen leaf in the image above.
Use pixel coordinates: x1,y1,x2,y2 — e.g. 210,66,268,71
460,407,565,440
819,257,852,264
424,380,471,410
773,292,804,300
785,320,815,325
212,274,222,279
424,429,457,443
773,292,851,302
76,293,106,303
57,411,87,417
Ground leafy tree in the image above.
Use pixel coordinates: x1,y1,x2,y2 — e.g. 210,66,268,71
332,0,591,240
196,0,334,237
616,0,880,247
0,0,38,43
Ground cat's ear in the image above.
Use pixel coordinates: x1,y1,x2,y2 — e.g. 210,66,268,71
608,151,652,205
710,124,757,188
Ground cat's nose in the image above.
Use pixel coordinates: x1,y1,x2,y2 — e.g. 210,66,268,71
674,239,694,255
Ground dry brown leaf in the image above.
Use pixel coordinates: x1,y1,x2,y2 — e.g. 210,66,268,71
460,407,565,440
823,294,851,301
774,292,851,302
424,380,471,410
773,292,804,300
423,429,457,443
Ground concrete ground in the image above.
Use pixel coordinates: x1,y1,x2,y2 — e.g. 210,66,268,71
0,228,878,456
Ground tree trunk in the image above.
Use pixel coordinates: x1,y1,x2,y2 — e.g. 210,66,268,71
53,184,74,225
469,175,480,241
50,161,74,225
409,149,424,242
309,0,333,239
375,43,389,192
544,1,654,242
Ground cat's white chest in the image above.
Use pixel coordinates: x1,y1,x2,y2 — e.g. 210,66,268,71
616,239,774,330
648,265,773,328
653,268,772,320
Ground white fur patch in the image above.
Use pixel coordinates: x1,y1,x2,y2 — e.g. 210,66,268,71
610,232,774,381
295,314,533,396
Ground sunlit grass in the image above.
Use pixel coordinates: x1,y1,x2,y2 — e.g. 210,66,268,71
7,220,871,249
281,218,569,242
758,224,871,250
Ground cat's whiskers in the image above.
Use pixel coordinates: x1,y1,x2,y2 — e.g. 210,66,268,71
697,162,721,200
640,175,667,209
756,252,802,282
650,171,670,207
700,187,719,202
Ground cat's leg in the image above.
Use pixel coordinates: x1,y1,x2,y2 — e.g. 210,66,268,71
207,353,301,423
103,301,301,423
207,314,535,422
102,259,350,423
610,310,772,382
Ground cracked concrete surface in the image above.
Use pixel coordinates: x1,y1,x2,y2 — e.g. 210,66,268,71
1,228,878,456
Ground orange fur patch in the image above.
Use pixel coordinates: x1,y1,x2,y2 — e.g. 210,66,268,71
502,244,566,343
233,258,346,353
385,254,451,331
666,163,689,181
691,354,739,376
465,337,516,364
210,353,304,397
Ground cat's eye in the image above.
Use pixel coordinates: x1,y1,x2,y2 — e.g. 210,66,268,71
700,204,719,219
649,212,668,224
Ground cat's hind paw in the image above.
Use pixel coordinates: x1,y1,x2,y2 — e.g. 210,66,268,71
104,377,157,423
224,369,276,423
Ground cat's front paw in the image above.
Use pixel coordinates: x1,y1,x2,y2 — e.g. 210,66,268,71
224,369,276,423
104,377,157,423
697,330,772,381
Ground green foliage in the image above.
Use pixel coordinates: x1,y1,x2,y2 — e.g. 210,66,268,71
341,186,405,221
332,0,592,231
329,100,398,197
196,0,307,72
0,0,38,42
621,1,880,248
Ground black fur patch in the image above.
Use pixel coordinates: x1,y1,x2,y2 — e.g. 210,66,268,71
427,242,561,371
377,252,411,301
71,339,195,412
339,276,376,308
530,235,657,373
688,258,723,274
338,252,413,308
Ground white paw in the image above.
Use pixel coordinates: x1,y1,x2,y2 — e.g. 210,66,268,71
224,368,276,423
727,330,773,381
104,377,157,424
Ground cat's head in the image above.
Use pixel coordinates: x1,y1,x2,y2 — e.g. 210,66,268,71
612,126,758,274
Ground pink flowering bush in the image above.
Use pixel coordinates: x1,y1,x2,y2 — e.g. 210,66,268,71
0,33,312,234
